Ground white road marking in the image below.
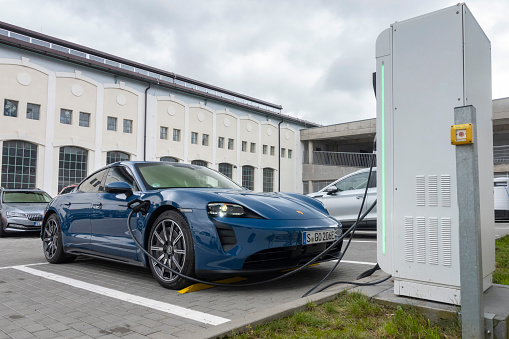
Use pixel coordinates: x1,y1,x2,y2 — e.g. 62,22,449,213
350,240,377,243
340,260,377,266
12,265,230,326
0,262,47,270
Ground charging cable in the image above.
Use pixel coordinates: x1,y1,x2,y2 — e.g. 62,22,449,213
126,200,374,288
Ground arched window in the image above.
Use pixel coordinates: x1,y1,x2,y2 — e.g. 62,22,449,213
218,163,233,179
242,166,255,191
1,140,38,189
191,160,208,167
106,151,130,165
263,168,275,192
160,156,179,163
58,146,88,192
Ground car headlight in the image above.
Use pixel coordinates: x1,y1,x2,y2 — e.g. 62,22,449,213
207,203,245,217
6,211,26,218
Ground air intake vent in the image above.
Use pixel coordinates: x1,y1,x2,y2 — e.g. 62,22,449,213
428,175,438,207
416,176,425,206
441,175,451,207
428,217,439,265
404,217,414,262
213,221,237,252
416,217,426,263
441,218,452,266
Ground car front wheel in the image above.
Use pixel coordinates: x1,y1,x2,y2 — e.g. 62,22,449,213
43,214,76,264
148,210,195,289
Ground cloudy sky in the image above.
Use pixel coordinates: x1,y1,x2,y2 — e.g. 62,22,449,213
1,0,507,125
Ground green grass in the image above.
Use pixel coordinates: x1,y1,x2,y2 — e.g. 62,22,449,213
229,291,461,339
494,235,509,285
229,236,508,338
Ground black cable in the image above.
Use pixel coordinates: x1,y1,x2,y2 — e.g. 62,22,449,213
302,198,376,297
302,157,376,298
126,207,358,288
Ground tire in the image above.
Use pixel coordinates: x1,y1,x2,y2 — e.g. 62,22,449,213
148,210,195,289
0,222,7,238
42,214,76,264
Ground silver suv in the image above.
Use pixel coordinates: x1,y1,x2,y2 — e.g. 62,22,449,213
307,168,377,231
0,188,52,237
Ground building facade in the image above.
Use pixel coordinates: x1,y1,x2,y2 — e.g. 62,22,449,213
0,22,318,196
301,96,509,193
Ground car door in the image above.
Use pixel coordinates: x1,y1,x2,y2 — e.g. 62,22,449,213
90,165,141,261
60,169,107,250
320,171,371,227
363,170,377,230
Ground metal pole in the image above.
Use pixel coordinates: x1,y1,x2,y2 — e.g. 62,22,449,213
454,105,485,338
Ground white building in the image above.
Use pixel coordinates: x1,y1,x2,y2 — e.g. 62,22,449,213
0,21,319,196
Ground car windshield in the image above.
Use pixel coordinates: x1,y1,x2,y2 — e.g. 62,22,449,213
135,163,242,190
3,191,52,203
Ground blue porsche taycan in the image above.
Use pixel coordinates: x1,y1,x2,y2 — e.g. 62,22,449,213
42,161,343,289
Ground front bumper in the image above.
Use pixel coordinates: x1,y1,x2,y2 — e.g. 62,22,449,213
4,215,43,233
183,209,342,276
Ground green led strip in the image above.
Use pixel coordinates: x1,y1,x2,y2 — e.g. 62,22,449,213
381,62,386,255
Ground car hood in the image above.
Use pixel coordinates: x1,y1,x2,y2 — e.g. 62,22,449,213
3,203,47,214
307,192,324,198
159,189,330,220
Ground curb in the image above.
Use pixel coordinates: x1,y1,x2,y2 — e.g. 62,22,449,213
184,272,388,339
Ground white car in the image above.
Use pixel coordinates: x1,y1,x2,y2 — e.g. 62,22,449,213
307,168,377,231
494,177,509,220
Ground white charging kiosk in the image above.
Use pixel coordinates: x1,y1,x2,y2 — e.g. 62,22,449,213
375,3,495,305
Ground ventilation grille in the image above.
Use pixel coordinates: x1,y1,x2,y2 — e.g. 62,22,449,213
428,176,438,207
441,175,451,207
404,217,414,262
416,176,425,206
415,174,452,208
26,214,43,221
416,217,426,263
428,217,439,265
441,218,452,266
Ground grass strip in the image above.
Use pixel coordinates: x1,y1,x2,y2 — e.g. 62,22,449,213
229,291,461,338
494,235,509,285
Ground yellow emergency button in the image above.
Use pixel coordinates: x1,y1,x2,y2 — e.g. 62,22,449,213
451,123,473,145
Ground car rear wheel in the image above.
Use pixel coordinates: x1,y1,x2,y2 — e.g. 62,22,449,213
43,214,76,264
148,210,195,290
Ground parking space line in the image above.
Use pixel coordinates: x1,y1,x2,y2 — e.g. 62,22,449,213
13,265,230,326
340,260,377,265
0,262,47,270
350,240,377,243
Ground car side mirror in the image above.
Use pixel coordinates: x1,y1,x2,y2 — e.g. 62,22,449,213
325,186,338,195
105,182,133,198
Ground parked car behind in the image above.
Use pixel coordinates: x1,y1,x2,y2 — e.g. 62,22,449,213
307,168,377,231
0,188,52,237
58,184,77,195
494,177,509,220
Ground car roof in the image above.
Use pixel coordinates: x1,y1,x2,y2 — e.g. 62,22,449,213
1,188,45,192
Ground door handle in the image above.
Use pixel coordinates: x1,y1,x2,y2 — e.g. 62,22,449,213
92,203,102,209
64,202,71,207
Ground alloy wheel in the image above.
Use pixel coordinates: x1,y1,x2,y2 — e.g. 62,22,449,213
150,218,187,282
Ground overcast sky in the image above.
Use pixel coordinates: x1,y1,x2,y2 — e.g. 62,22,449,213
1,1,507,125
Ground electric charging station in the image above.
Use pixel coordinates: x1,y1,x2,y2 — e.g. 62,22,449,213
375,3,495,305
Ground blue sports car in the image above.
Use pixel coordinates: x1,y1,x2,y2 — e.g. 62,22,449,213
42,161,343,289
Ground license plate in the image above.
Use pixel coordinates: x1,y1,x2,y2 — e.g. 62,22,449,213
303,230,335,244
34,221,42,227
